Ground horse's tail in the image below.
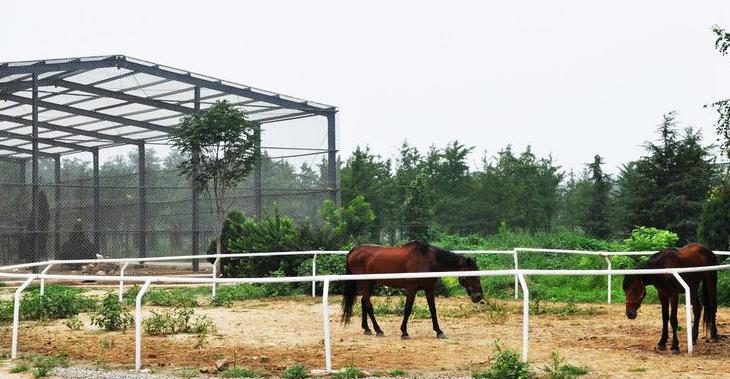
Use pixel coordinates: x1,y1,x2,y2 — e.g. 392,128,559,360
702,248,719,336
341,250,358,325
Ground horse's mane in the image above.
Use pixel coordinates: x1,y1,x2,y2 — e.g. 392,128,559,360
639,248,678,269
403,240,462,268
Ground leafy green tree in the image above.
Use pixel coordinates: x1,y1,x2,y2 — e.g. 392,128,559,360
320,195,376,244
403,173,434,241
699,180,730,251
170,100,260,258
614,113,715,242
556,170,591,231
709,26,730,158
424,141,475,233
339,146,392,238
583,155,611,238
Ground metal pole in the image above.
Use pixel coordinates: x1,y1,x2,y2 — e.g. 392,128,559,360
119,262,130,302
138,144,146,258
212,255,221,298
54,156,61,258
92,149,100,255
513,249,519,299
604,256,612,304
326,113,339,206
311,253,318,297
31,73,39,265
191,86,200,272
40,263,54,296
253,122,262,218
322,279,332,372
517,273,529,363
11,277,34,359
135,280,152,371
672,272,693,354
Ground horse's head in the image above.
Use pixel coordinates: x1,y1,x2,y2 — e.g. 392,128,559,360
458,257,484,303
622,274,646,319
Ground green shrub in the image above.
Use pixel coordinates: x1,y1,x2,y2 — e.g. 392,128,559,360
542,352,588,378
473,340,532,379
90,293,133,331
387,369,406,377
333,364,363,379
145,288,199,307
20,285,95,321
283,363,309,379
64,316,83,330
220,367,257,378
30,354,70,378
621,226,678,251
10,363,29,373
143,307,216,337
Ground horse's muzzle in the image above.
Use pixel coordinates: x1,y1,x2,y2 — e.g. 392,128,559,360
626,309,637,319
470,293,483,303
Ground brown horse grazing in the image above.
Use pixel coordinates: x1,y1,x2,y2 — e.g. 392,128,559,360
622,243,719,353
341,241,483,339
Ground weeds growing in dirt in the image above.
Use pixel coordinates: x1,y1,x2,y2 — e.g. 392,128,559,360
176,366,200,378
146,288,200,307
386,369,407,377
90,293,133,331
10,362,29,373
472,340,532,379
220,366,257,378
333,364,364,379
542,352,588,378
64,316,83,330
283,362,309,379
29,353,70,378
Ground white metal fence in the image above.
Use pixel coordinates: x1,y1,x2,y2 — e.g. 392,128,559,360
1,248,729,372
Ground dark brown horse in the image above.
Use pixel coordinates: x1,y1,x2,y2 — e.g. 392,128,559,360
341,241,483,339
623,243,719,353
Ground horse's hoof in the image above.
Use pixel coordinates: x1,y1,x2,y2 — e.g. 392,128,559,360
363,330,372,335
401,335,410,340
671,349,680,355
655,344,666,351
708,337,719,343
376,332,385,337
437,333,448,339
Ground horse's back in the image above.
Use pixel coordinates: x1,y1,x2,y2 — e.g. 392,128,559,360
347,241,430,275
676,243,717,267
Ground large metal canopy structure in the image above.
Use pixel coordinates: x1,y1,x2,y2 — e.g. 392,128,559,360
0,55,338,265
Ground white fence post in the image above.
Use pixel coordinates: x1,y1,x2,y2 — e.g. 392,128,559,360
11,276,34,359
118,262,130,303
672,272,693,354
39,263,53,296
322,279,332,372
135,280,152,371
212,255,221,299
513,249,519,299
312,253,318,297
517,272,529,362
603,256,612,304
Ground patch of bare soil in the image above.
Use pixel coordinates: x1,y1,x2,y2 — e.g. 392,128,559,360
1,296,730,378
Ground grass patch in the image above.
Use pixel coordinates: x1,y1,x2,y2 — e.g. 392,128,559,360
628,366,647,372
282,363,309,379
145,288,200,307
542,352,588,378
333,364,364,379
472,340,531,379
220,367,257,378
212,283,293,306
29,353,70,378
176,366,200,378
10,362,29,373
387,369,407,377
529,299,604,317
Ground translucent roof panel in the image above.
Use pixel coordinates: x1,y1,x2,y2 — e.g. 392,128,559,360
0,55,336,155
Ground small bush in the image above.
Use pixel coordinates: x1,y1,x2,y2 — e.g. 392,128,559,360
143,307,216,336
10,363,29,373
220,367,257,378
542,352,588,378
145,288,199,307
90,293,133,331
64,316,83,330
473,340,531,379
21,285,96,321
283,363,309,379
333,364,363,379
622,226,678,251
387,369,407,377
30,354,70,378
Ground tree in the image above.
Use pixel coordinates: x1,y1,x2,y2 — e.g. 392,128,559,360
425,141,475,233
709,26,730,158
698,180,730,251
583,155,611,238
403,173,433,241
614,113,715,242
170,100,260,260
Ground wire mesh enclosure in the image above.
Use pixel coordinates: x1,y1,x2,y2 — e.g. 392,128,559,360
0,55,338,265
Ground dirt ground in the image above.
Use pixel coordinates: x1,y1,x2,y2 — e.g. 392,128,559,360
2,296,730,378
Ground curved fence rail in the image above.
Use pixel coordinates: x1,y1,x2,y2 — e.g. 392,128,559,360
1,248,729,371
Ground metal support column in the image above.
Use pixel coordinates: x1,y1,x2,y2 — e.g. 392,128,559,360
326,112,339,206
138,144,146,258
92,149,100,254
253,122,262,218
191,86,200,271
31,73,39,265
54,156,61,257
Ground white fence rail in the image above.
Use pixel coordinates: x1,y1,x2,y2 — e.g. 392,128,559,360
1,248,729,371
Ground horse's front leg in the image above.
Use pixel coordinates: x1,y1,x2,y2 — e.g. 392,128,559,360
425,287,445,338
690,288,702,344
400,286,418,340
657,295,669,350
670,294,680,354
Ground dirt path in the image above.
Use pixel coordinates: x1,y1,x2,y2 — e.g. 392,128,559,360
2,296,729,378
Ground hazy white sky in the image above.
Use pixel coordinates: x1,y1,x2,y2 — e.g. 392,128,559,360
3,1,730,174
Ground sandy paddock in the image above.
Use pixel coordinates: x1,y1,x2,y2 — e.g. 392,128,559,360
1,295,730,378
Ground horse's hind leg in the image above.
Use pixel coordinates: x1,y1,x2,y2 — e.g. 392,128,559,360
365,283,384,336
425,287,445,338
359,283,372,335
400,286,417,340
657,294,669,351
690,287,702,344
670,294,680,354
